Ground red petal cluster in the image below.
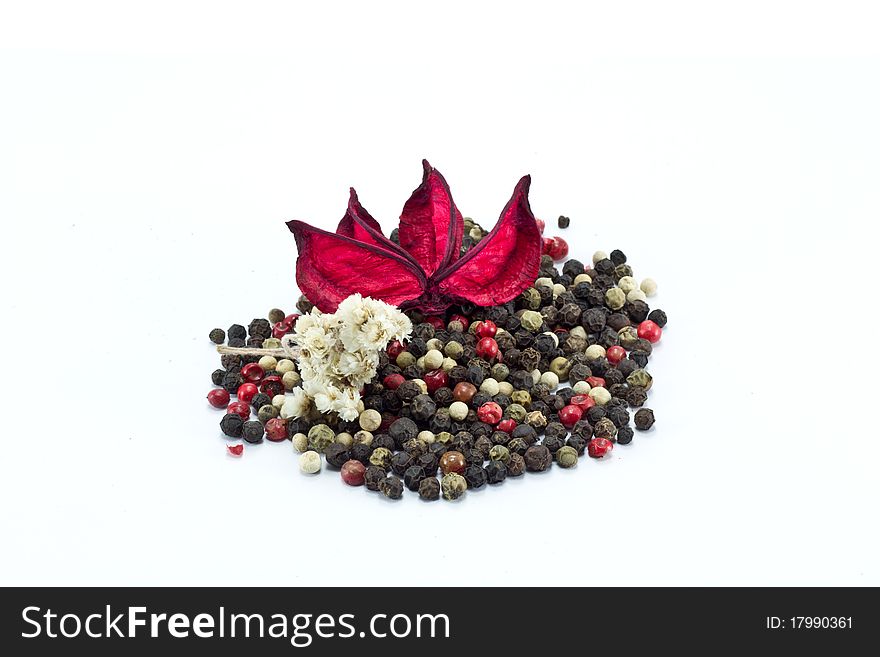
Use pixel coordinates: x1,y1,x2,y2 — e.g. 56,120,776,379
286,160,542,313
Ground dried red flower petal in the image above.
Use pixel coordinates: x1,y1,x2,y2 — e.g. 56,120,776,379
227,444,244,457
434,176,542,307
398,161,464,277
287,161,542,313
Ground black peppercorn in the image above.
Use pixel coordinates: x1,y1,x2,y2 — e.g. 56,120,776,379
464,464,487,489
609,249,627,265
227,324,246,341
404,465,427,491
364,466,386,491
647,308,668,328
249,392,271,411
543,434,565,454
626,300,650,323
557,215,570,229
379,475,404,500
396,380,423,402
220,353,241,371
220,413,244,438
418,477,441,501
209,328,226,344
349,443,371,465
222,371,242,393
617,426,634,445
630,350,650,368
211,368,226,386
512,424,538,445
606,313,631,331
227,338,245,348
390,451,414,475
485,460,507,484
606,405,630,428
388,417,418,448
507,437,529,456
634,408,655,431
507,452,526,476
417,452,438,474
566,435,587,455
242,420,264,444
585,405,607,424
324,443,351,468
571,419,593,439
524,445,552,472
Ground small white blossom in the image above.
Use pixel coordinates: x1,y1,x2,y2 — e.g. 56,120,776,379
280,386,312,419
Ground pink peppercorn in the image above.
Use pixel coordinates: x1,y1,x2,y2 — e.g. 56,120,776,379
207,388,230,408
476,337,499,360
559,404,583,428
588,437,613,458
386,340,405,360
424,369,448,393
341,459,366,486
496,419,517,433
264,418,287,442
586,376,605,389
638,320,662,343
240,363,265,383
477,402,503,425
606,345,626,364
570,394,595,411
383,373,405,390
227,444,243,457
474,320,497,338
236,383,258,404
226,401,250,420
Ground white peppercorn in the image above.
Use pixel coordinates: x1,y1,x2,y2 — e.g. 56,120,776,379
585,344,606,360
572,380,591,394
640,277,658,296
520,310,543,332
292,432,308,452
442,357,457,372
335,432,353,449
627,288,647,303
592,250,608,264
424,349,444,370
588,386,611,405
479,378,500,396
426,338,443,352
573,273,592,285
299,450,321,474
535,276,553,288
353,430,374,446
282,371,301,390
418,430,436,444
497,381,514,397
272,394,286,409
569,326,587,339
276,359,295,374
605,287,626,310
359,409,382,432
413,379,428,394
531,369,541,384
449,401,469,421
540,371,559,388
617,276,637,294
552,283,566,298
258,355,278,371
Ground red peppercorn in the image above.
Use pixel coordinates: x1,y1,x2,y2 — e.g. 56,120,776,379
542,236,555,255
264,418,287,442
476,337,499,360
240,362,265,383
284,313,300,327
379,413,396,433
383,373,405,390
606,345,626,364
586,376,606,389
547,236,569,261
477,401,503,425
386,339,405,360
638,320,662,344
424,368,449,393
236,383,258,404
449,313,470,330
226,401,250,420
535,217,545,233
474,320,497,339
497,418,517,433
260,375,284,397
341,459,367,486
424,315,446,330
227,444,244,457
588,437,613,458
272,322,291,339
570,394,595,411
559,404,583,428
207,388,230,408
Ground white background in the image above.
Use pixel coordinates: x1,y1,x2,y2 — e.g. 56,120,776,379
1,1,878,586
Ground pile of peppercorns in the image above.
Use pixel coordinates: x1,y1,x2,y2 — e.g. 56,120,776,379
207,216,666,502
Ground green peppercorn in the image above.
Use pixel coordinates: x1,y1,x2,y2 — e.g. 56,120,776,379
520,287,542,310
618,326,639,349
268,308,286,324
263,337,282,349
605,287,626,310
593,417,617,440
520,310,543,332
526,410,547,429
209,328,225,344
369,447,393,469
491,363,509,381
436,431,454,446
555,445,578,468
257,404,279,424
307,424,335,453
489,444,511,464
627,368,653,391
549,356,571,379
441,473,467,500
444,341,464,359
